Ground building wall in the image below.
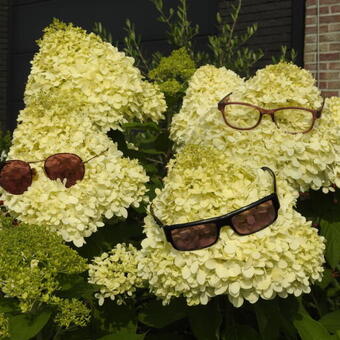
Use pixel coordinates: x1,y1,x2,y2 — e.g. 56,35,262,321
218,0,304,69
305,0,340,97
0,0,8,130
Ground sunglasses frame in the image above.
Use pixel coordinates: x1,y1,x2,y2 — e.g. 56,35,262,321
150,167,280,251
218,93,325,134
0,148,108,195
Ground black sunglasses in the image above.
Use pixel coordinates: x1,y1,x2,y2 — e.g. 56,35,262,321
150,167,280,251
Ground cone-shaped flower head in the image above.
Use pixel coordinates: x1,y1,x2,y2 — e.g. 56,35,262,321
170,63,340,192
138,145,325,307
1,20,166,246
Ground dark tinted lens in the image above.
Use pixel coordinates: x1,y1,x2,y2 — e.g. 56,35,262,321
231,199,276,235
0,160,32,195
44,153,85,188
170,223,218,251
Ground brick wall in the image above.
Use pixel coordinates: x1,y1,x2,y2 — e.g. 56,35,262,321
305,0,340,97
0,0,8,129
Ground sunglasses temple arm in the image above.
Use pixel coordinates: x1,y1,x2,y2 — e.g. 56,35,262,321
261,166,277,194
150,204,165,226
84,147,109,163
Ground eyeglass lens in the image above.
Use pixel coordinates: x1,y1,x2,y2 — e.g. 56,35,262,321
0,160,33,195
223,104,260,129
44,153,85,188
274,109,314,133
170,223,218,251
231,199,276,235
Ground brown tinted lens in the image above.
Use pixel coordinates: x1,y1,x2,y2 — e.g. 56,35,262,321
0,160,32,195
170,223,218,251
44,153,85,188
231,200,276,235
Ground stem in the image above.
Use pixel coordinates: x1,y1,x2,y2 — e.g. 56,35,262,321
310,290,322,318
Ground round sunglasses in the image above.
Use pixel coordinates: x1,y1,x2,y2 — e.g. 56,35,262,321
218,93,325,134
0,148,108,195
150,167,280,251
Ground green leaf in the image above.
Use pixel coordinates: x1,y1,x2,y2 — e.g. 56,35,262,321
320,311,340,333
293,302,333,340
8,310,52,340
277,296,299,339
145,332,188,340
0,298,18,313
138,298,187,328
97,322,144,340
187,299,222,340
254,299,281,340
222,324,259,340
318,269,334,289
320,220,340,268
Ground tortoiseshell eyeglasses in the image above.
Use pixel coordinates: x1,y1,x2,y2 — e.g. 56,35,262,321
218,93,325,134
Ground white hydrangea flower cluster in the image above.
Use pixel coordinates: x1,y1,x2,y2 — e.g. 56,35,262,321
89,243,143,305
25,19,166,132
138,145,325,307
170,65,245,146
2,20,166,246
170,63,340,192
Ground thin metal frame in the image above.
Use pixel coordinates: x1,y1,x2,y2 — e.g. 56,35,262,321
0,148,108,194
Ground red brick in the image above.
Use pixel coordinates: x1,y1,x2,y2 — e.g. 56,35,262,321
320,6,331,14
306,0,316,6
305,26,317,34
306,7,317,15
320,0,340,4
329,23,340,32
328,62,340,70
330,43,340,51
319,72,340,80
327,81,340,89
320,52,340,61
306,16,317,25
319,81,328,89
320,25,329,33
322,90,339,96
304,63,317,71
320,15,340,24
305,25,329,34
331,5,340,13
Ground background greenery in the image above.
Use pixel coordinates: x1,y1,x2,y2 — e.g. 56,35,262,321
0,0,339,339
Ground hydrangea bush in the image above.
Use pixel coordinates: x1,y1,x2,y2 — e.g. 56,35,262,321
138,145,325,307
0,213,90,331
0,2,339,337
170,63,340,192
1,20,166,246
